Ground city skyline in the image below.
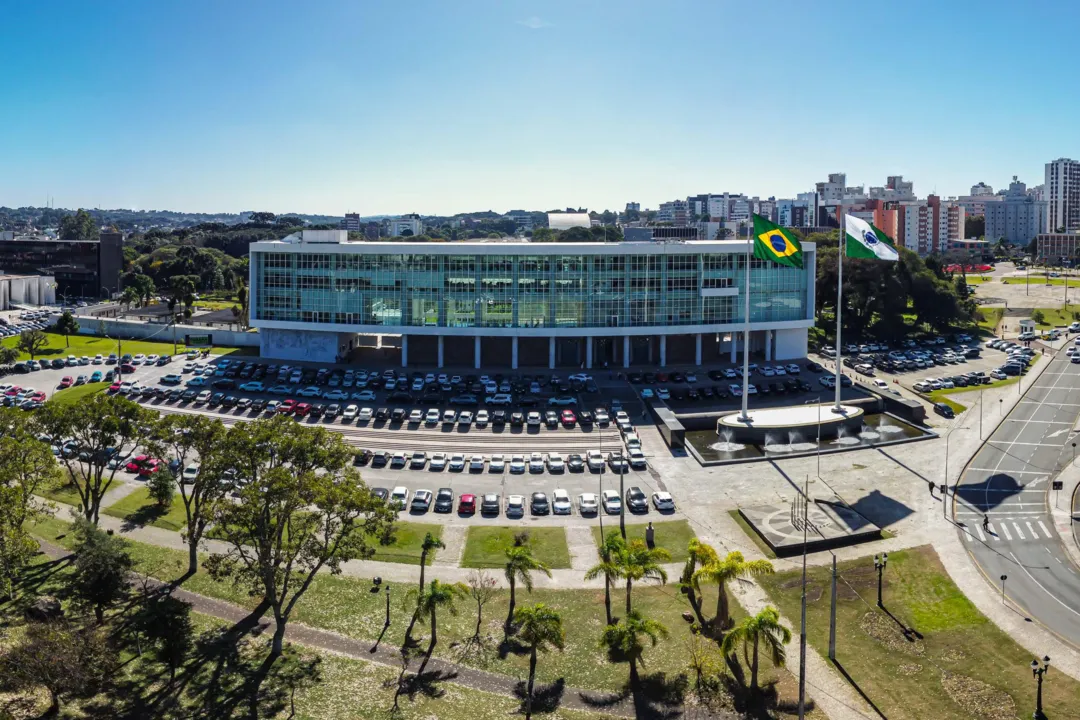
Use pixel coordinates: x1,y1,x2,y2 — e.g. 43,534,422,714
1,0,1077,215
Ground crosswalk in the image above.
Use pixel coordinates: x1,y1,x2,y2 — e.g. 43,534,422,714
960,516,1054,544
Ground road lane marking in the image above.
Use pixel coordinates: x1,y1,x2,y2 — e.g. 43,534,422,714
1038,520,1053,538
998,523,1012,540
1010,551,1080,619
1013,523,1026,540
975,524,986,542
1026,521,1037,539
965,468,1051,474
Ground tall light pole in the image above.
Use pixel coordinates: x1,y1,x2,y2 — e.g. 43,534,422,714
1031,655,1050,720
874,552,888,608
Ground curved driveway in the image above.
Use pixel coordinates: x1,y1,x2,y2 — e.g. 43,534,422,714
953,349,1080,646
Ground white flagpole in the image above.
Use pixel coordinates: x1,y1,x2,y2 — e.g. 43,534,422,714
833,211,844,412
739,219,753,421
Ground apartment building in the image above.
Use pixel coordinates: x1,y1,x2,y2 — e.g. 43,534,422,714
896,196,965,255
1045,158,1080,232
983,177,1047,245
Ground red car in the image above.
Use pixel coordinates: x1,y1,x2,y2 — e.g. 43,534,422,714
278,399,296,413
120,363,136,374
59,376,74,389
656,372,669,382
293,402,311,417
458,493,476,514
560,409,577,426
31,392,46,402
125,454,150,472
138,458,162,477
4,386,21,396
109,382,122,393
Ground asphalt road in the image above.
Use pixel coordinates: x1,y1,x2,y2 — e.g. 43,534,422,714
953,348,1080,647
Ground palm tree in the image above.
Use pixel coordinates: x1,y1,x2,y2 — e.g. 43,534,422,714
599,610,669,687
585,532,626,625
679,539,718,628
721,606,791,694
514,603,565,720
619,539,671,614
693,551,774,631
408,579,466,676
505,542,552,630
417,532,445,596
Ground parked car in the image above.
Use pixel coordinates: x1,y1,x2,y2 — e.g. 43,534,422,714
651,491,675,511
625,486,648,512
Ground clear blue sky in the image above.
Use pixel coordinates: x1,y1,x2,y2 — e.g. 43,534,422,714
1,0,1075,216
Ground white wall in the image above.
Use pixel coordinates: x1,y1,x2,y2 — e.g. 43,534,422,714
260,327,354,363
54,314,260,348
773,328,808,360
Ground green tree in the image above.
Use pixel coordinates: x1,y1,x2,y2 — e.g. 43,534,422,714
132,593,193,683
146,468,174,509
417,532,445,597
205,416,396,662
599,610,669,687
964,215,985,238
407,579,466,677
721,606,791,694
0,345,18,366
69,518,134,624
584,532,626,625
39,394,158,524
1031,309,1046,325
679,538,719,629
693,551,774,631
16,329,48,360
53,311,80,348
146,414,228,577
618,538,671,614
0,621,116,715
120,286,140,309
514,603,565,720
504,537,552,630
58,208,100,241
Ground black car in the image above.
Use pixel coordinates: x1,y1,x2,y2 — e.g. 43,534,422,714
390,408,406,422
518,395,540,407
933,402,955,418
181,389,197,402
671,371,685,383
481,493,500,515
371,487,389,503
222,395,238,408
492,409,507,425
530,492,550,515
371,451,389,467
353,449,372,465
628,372,643,383
167,388,183,402
806,361,824,373
625,486,648,513
578,410,593,425
450,394,478,406
510,411,525,427
434,487,454,513
544,410,559,427
567,453,585,472
309,403,324,417
208,392,224,407
375,407,389,420
707,370,724,381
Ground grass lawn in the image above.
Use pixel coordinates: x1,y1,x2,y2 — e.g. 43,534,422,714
103,487,190,531
961,275,992,284
40,478,124,508
28,516,812,713
1031,306,1080,328
926,393,967,414
727,510,777,559
1000,276,1070,286
1,331,247,361
758,545,1080,720
975,306,1004,335
49,381,108,405
589,520,695,563
461,526,571,569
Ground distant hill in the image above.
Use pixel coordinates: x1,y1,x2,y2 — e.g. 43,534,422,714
0,206,341,232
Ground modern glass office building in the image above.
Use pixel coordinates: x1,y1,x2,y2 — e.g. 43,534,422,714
249,230,816,368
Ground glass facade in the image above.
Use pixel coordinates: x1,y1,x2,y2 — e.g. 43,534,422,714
251,248,809,330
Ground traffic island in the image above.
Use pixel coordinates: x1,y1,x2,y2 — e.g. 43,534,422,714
738,498,882,556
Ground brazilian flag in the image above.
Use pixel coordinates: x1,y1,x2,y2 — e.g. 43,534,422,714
752,214,803,269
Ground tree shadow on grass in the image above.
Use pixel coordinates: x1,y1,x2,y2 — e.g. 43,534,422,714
117,503,170,532
0,554,74,627
720,654,815,720
513,677,566,714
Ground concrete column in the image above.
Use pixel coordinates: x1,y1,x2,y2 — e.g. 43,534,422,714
586,338,593,369
730,336,737,363
437,335,444,368
401,335,408,368
695,333,702,366
474,336,481,369
659,335,667,367
549,336,556,369
512,336,519,369
623,336,631,368
765,330,772,362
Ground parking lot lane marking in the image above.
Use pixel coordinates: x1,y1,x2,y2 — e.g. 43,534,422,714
965,468,1050,474
999,523,1013,541
1013,522,1026,540
1038,520,1053,539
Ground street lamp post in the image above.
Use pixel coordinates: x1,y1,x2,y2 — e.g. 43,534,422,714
874,553,888,608
1000,574,1008,603
384,584,391,627
1031,655,1050,720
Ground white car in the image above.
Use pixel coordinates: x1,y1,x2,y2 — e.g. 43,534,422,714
475,410,490,426
640,388,655,400
357,407,373,422
389,487,409,509
425,408,441,424
509,455,526,473
239,381,265,392
872,379,889,390
615,410,630,424
342,404,359,421
408,409,423,424
761,366,775,377
651,491,675,511
552,488,572,515
296,386,321,398
578,493,599,515
93,354,104,364
469,455,486,472
628,448,647,469
458,411,474,426
182,464,200,484
527,411,542,426
448,453,466,472
410,451,427,469
601,490,622,514
489,454,506,472
133,354,146,364
265,400,281,413
546,452,565,472
786,364,801,374
656,388,670,400
323,389,350,401
594,408,610,424
484,393,513,405
623,432,641,449
587,450,606,471
529,453,545,473
195,390,211,404
352,390,376,402
429,452,447,470
506,494,525,517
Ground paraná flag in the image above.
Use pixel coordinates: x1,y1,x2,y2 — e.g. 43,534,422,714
751,214,803,269
845,215,898,261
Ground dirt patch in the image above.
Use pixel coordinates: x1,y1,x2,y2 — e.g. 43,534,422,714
939,647,967,663
859,612,925,656
897,663,922,676
940,671,1016,720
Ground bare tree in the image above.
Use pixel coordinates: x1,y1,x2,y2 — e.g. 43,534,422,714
466,570,498,644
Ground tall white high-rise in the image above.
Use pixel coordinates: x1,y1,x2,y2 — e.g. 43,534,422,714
1045,158,1080,232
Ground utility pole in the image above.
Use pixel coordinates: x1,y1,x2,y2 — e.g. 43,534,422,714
798,475,809,720
828,554,837,661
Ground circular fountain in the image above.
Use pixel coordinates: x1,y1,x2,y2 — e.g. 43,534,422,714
717,403,865,445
